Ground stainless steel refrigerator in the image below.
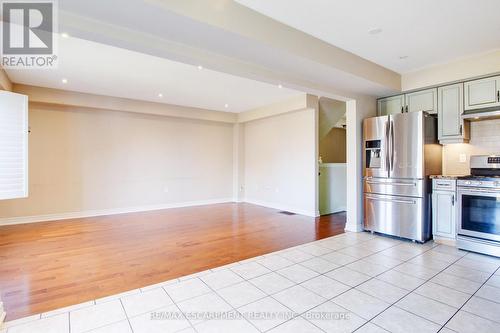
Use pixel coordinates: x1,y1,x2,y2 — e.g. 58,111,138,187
363,111,442,242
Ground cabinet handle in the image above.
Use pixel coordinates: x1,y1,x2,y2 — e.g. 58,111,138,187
405,105,408,113
451,195,455,206
401,106,404,113
497,91,499,102
460,125,462,135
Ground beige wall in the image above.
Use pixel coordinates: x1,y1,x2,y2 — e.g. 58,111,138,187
320,128,346,163
243,108,317,216
402,50,500,91
0,103,234,220
0,67,12,91
443,119,500,175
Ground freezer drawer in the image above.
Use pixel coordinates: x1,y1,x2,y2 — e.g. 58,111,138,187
364,193,426,242
364,177,423,197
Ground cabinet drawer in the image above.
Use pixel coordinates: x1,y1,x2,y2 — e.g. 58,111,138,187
432,179,456,192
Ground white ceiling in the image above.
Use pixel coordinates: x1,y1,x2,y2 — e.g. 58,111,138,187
236,0,500,73
5,36,303,113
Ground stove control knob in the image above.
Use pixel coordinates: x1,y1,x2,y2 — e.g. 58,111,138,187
478,181,482,185
466,181,472,185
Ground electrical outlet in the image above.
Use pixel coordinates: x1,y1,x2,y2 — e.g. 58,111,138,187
459,154,467,163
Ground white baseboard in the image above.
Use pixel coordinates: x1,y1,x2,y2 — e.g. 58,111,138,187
0,198,234,226
344,223,364,232
243,198,317,217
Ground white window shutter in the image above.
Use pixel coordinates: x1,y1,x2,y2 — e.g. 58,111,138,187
0,91,28,200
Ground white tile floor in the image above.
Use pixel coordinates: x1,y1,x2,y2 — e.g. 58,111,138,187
3,231,500,333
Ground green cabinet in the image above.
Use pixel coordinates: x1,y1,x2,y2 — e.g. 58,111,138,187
377,88,437,116
438,83,469,143
464,76,500,110
405,88,438,114
432,179,457,242
377,95,404,116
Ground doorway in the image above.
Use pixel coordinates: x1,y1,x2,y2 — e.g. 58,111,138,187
318,97,347,215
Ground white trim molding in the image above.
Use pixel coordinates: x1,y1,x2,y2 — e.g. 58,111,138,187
243,199,318,217
0,198,233,226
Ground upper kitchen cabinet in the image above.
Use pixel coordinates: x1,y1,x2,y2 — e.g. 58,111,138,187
377,89,437,116
377,95,404,116
464,76,500,110
438,83,469,144
405,88,437,114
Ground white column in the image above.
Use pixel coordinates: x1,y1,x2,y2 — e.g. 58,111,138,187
345,97,376,232
232,123,245,202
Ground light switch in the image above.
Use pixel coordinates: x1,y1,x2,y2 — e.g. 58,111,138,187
459,154,467,163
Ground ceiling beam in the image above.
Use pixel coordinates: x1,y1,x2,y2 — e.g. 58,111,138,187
59,0,400,99
151,0,400,91
14,84,237,123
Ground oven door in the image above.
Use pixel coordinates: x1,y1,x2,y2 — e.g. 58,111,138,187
458,187,500,242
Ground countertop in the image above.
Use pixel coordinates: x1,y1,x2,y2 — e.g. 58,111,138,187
429,175,465,180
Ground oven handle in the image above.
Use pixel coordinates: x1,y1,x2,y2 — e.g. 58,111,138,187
458,188,500,195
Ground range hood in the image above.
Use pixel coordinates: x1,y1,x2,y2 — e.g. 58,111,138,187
462,107,500,121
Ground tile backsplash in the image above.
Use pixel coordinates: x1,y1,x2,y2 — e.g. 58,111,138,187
443,119,500,175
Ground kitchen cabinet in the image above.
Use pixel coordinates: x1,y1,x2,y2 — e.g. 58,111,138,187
438,83,469,144
405,88,438,114
432,179,457,242
377,95,404,116
377,88,437,116
464,76,500,110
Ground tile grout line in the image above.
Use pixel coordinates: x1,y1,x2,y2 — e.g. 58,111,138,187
194,273,264,333
161,288,198,333
118,298,134,333
437,265,500,331
352,240,466,331
362,246,489,332
259,234,410,331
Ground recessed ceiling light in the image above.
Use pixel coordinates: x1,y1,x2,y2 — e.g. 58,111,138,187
224,104,229,108
399,55,409,60
158,93,163,98
368,28,382,35
61,78,68,84
278,84,283,89
197,65,203,70
61,32,69,38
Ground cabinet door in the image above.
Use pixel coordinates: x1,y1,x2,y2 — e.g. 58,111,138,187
438,83,468,142
432,191,456,239
464,76,500,110
405,88,438,114
377,95,404,116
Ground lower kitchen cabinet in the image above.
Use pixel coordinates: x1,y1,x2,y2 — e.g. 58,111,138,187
432,179,457,242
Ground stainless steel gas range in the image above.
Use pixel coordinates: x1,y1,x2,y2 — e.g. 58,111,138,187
457,155,500,257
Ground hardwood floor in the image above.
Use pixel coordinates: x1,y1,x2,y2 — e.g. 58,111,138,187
0,203,345,321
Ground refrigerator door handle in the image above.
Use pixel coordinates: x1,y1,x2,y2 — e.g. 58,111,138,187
365,195,416,205
390,120,395,172
366,180,417,187
385,121,390,172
